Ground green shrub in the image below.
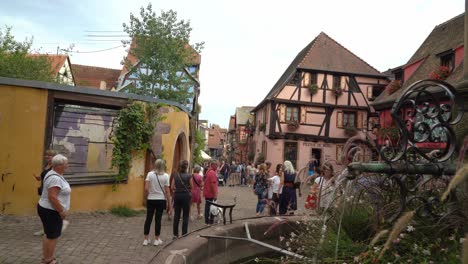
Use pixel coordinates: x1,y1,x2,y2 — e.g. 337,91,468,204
110,205,143,217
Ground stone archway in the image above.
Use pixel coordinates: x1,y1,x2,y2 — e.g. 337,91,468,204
172,133,187,174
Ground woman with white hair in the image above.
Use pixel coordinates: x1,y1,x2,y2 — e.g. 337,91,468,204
278,160,298,215
37,154,71,264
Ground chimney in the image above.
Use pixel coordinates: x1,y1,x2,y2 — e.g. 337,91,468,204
99,81,107,90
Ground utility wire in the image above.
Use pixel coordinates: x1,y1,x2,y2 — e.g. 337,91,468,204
63,45,124,54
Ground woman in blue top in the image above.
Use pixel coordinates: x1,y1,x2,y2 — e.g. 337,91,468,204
278,160,298,215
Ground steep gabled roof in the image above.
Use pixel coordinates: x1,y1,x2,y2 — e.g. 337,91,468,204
263,32,384,101
28,54,68,76
72,64,120,90
372,13,465,107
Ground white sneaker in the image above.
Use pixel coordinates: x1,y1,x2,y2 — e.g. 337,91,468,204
33,230,44,236
153,239,163,246
62,220,70,232
143,239,149,246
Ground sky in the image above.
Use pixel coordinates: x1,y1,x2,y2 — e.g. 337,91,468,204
1,0,465,128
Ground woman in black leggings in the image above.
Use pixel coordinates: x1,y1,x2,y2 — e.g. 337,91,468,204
171,160,193,239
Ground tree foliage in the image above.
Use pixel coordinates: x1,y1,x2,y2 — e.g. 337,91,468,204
0,27,54,82
193,129,206,166
123,4,204,104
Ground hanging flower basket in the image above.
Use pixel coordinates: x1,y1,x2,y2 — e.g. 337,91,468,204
388,80,402,95
333,87,343,97
287,120,299,131
429,66,450,81
344,126,358,136
259,122,266,132
308,84,319,95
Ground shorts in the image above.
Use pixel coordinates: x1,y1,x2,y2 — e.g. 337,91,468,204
308,170,315,176
37,204,63,239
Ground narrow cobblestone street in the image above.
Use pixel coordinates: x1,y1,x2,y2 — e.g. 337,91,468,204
0,186,277,264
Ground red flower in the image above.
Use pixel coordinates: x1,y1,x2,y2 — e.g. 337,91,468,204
429,66,450,80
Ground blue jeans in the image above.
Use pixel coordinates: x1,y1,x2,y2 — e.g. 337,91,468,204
256,193,266,213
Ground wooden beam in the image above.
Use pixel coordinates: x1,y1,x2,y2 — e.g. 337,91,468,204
272,98,369,110
268,132,348,143
53,91,128,108
269,101,276,135
324,107,332,139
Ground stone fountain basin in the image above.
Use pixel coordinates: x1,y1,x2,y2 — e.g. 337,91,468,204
152,216,304,264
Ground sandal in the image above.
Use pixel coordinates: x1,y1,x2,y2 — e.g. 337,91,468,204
43,258,58,264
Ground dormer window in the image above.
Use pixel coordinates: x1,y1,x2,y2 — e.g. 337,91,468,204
289,72,301,85
393,69,404,83
440,51,455,72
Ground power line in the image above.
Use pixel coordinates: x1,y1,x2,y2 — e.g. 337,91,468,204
63,45,125,54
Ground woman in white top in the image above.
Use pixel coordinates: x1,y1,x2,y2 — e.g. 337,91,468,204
143,159,172,246
37,154,71,264
267,164,282,215
311,163,335,209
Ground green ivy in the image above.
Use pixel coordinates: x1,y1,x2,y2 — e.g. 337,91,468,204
192,129,206,166
111,101,163,187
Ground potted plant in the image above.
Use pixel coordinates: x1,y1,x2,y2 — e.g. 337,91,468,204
259,122,266,132
429,66,451,81
388,80,402,94
333,86,343,97
256,153,265,164
287,120,299,131
308,84,319,95
344,126,358,137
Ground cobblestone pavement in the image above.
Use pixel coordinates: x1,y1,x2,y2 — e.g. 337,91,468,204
0,185,282,264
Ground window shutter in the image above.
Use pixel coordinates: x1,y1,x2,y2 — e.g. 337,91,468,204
362,112,368,129
336,111,343,128
302,72,311,87
341,76,347,90
279,104,286,122
300,106,307,124
357,111,363,129
367,86,373,99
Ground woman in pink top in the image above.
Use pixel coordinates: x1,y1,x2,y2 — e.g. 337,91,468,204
191,165,204,219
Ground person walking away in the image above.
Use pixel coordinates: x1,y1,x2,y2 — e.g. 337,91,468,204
171,160,192,239
219,161,229,186
229,161,237,187
308,154,319,179
247,162,256,187
203,160,219,225
143,159,171,246
278,160,298,215
190,165,204,220
253,164,269,216
311,163,336,210
268,164,282,215
37,154,71,264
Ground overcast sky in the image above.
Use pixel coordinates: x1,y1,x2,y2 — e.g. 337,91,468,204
2,0,464,128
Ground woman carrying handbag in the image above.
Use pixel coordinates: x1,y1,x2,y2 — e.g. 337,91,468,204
171,160,193,239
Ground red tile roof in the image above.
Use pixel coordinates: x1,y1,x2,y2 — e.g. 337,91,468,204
72,64,121,90
28,54,68,76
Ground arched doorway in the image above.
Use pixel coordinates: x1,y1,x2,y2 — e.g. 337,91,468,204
172,133,187,174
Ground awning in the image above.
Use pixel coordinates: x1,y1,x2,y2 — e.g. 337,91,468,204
201,150,211,160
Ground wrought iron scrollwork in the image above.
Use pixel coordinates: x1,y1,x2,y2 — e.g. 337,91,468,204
380,79,464,163
345,79,464,222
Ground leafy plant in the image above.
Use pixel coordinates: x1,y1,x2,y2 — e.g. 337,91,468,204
429,66,451,81
344,126,358,136
256,153,265,164
0,26,55,82
308,83,319,95
122,4,204,104
333,86,343,97
286,120,299,131
259,122,266,132
111,101,161,187
110,205,144,217
193,129,206,166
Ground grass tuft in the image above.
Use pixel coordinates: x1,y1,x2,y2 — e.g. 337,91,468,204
110,205,144,217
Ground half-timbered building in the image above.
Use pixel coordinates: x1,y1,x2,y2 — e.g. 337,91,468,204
252,32,388,170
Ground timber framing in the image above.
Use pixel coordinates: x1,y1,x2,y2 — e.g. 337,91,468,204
267,132,348,143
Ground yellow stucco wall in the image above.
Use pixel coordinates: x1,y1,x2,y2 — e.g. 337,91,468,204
0,85,48,215
0,84,191,215
161,108,191,173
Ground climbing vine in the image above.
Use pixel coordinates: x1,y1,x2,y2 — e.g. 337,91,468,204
111,101,164,186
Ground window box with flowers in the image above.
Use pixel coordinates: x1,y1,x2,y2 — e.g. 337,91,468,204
308,84,319,95
388,80,401,95
344,126,358,137
333,87,343,97
429,66,451,81
287,120,299,131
